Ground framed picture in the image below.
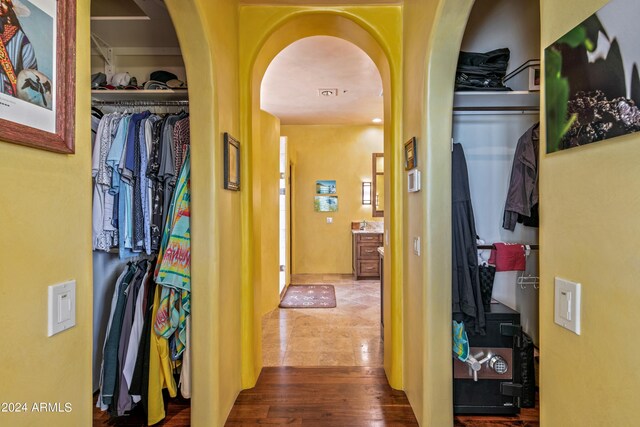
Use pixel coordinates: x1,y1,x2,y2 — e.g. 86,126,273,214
528,64,541,91
545,0,640,153
224,132,240,191
316,180,336,194
0,0,76,153
404,137,417,171
314,196,338,212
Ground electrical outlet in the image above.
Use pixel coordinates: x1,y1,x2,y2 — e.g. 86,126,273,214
326,217,333,224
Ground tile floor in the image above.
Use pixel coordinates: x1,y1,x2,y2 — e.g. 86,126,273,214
262,274,383,367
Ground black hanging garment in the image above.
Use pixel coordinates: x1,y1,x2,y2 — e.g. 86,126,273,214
455,48,511,91
452,143,485,334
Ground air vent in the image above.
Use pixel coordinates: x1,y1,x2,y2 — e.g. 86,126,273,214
318,88,339,97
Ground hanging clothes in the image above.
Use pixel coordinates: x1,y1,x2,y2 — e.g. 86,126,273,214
452,143,485,334
93,106,191,425
503,123,540,231
155,147,191,358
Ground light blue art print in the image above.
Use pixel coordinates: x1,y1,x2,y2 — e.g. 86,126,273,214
314,196,338,212
316,180,337,195
19,0,54,81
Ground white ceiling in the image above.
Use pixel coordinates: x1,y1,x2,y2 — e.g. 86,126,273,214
260,36,384,125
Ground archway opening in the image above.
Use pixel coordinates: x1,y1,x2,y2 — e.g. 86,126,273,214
256,34,386,368
240,11,403,389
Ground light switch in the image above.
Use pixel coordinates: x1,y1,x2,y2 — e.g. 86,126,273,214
555,277,581,335
326,217,333,224
48,280,76,337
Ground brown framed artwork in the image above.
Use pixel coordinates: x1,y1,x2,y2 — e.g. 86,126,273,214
0,0,76,154
404,137,417,171
224,132,240,191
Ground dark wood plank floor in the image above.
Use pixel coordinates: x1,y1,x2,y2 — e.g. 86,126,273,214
93,368,539,426
225,367,419,426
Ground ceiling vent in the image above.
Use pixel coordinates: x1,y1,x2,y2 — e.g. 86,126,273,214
318,88,339,97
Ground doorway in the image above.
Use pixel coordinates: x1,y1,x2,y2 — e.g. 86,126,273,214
256,35,385,367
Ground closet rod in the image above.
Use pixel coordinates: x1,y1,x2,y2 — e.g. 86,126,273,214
91,100,189,106
477,244,539,250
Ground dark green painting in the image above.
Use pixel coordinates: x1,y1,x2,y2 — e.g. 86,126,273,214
546,0,640,153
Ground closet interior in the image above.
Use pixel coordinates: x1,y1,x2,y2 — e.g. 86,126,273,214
451,0,540,418
90,1,190,425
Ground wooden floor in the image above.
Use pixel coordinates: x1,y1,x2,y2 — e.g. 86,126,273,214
225,367,419,426
93,368,539,426
454,398,540,427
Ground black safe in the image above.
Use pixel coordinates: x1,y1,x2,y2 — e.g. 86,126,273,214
453,302,524,415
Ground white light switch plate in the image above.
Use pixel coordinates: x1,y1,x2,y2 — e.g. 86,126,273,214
554,277,581,335
326,217,333,224
48,280,76,337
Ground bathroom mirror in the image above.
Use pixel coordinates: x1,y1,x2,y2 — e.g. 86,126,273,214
372,153,384,217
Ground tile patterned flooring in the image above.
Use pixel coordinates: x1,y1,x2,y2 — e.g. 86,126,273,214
262,274,383,367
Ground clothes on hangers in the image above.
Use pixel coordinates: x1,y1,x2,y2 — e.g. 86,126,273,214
503,123,540,231
452,143,485,335
92,109,190,257
93,105,192,425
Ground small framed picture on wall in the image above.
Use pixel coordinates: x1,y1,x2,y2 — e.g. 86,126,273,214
224,132,240,191
404,137,417,171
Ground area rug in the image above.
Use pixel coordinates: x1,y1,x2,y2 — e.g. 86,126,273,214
279,284,337,309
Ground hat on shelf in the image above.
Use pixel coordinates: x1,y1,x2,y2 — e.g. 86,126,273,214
143,80,169,90
149,70,178,83
111,72,131,87
91,72,107,89
166,78,186,89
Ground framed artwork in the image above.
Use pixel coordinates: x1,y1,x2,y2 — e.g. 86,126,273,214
314,196,338,212
224,132,240,191
404,137,417,171
316,180,336,194
528,64,541,91
0,0,76,153
546,0,640,153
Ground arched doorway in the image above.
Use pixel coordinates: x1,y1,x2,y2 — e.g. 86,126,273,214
238,10,404,389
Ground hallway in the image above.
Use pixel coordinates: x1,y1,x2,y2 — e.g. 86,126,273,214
262,274,383,367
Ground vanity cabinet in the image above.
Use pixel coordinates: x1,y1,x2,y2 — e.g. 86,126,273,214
352,232,383,280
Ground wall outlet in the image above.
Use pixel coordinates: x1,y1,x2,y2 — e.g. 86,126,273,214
326,217,333,224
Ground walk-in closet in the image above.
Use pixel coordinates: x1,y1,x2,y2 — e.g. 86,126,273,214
90,1,190,425
451,0,540,422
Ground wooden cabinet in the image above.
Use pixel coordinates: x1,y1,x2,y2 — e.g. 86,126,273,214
352,232,383,280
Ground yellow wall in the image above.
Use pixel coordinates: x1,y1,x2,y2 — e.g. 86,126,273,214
538,0,640,425
402,0,474,425
166,0,243,425
239,5,405,389
0,0,92,425
283,125,384,274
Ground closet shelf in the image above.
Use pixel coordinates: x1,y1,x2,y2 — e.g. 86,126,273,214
454,91,539,112
91,89,189,102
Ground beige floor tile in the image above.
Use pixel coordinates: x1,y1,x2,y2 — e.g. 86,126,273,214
262,273,382,368
318,351,356,366
283,350,320,366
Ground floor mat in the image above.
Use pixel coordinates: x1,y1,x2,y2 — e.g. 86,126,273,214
279,284,337,308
